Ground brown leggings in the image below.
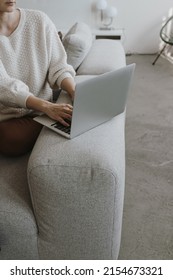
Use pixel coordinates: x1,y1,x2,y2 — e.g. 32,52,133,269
0,116,43,157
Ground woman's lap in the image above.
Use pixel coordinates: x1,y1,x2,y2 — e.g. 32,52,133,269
0,116,43,157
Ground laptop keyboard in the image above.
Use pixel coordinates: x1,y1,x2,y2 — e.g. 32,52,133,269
51,119,71,134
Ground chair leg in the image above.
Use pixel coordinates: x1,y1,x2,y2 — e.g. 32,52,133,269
152,44,167,65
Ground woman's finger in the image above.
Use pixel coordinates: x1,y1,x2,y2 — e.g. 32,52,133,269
57,117,71,127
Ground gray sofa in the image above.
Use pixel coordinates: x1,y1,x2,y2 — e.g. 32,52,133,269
0,37,126,259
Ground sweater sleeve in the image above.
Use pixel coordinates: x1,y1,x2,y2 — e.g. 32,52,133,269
45,17,76,88
0,59,33,108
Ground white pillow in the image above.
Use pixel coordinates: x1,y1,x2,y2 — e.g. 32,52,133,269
63,22,93,70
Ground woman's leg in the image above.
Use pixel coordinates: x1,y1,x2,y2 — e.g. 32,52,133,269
0,116,43,157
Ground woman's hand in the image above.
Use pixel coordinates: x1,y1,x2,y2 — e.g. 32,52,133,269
26,96,73,126
44,102,73,126
26,77,75,126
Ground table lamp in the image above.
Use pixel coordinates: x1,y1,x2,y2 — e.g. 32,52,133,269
96,0,117,30
96,0,107,22
104,6,118,29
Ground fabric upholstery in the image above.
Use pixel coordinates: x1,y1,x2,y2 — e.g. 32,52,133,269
0,154,38,259
77,39,126,75
28,112,125,259
63,22,93,70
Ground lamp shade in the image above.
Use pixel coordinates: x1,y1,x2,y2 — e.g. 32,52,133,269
96,0,107,10
104,6,117,18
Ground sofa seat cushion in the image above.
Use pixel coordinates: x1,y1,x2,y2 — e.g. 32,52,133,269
63,22,93,70
77,39,126,75
0,154,38,259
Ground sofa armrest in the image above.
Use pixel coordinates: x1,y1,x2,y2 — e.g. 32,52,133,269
77,39,126,75
27,113,126,260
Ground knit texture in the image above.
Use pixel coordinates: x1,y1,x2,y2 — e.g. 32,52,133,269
0,9,75,121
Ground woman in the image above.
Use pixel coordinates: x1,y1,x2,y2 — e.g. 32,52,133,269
0,1,76,156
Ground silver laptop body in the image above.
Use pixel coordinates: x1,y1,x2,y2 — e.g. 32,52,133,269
34,63,135,139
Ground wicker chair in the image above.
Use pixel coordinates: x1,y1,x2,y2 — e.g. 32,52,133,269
153,15,173,65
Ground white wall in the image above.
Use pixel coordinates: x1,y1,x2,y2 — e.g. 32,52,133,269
17,0,173,54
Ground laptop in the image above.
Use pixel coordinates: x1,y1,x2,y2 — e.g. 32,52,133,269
34,63,135,139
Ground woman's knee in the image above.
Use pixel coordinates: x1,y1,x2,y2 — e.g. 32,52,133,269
0,123,16,156
0,117,42,157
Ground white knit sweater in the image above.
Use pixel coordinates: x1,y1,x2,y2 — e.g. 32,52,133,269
0,8,75,121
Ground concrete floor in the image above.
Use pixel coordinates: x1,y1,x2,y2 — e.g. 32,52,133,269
118,54,173,259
